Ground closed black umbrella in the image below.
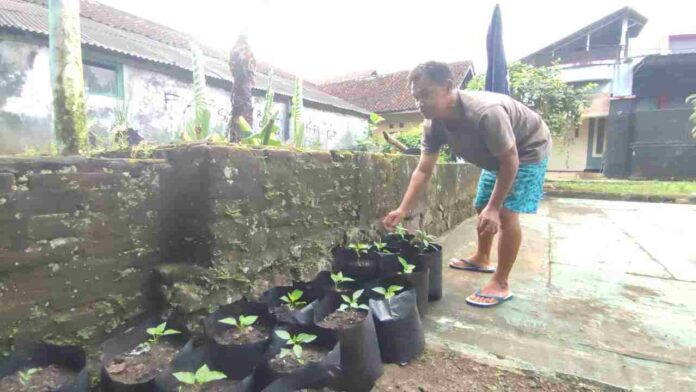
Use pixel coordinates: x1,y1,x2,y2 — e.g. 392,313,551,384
485,4,510,95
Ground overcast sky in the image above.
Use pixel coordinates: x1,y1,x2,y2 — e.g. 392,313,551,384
99,0,695,82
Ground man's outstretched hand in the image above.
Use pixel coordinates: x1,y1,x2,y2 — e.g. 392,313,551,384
383,209,405,231
477,205,501,236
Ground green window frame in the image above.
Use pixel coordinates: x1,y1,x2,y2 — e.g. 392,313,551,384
83,60,124,98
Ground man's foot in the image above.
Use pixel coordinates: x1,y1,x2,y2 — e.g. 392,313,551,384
449,254,492,270
466,279,511,305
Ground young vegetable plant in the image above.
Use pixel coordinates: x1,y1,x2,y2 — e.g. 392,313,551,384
394,223,409,240
372,242,391,254
275,330,317,364
173,364,226,391
413,229,438,252
146,322,181,346
339,289,369,311
280,289,307,309
398,256,415,275
347,242,371,258
18,368,40,387
330,272,355,291
372,285,404,299
218,314,258,331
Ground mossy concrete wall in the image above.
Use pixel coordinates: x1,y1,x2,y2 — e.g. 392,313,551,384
0,146,479,349
0,156,167,351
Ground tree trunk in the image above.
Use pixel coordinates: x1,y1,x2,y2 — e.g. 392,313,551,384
49,0,87,155
227,35,256,142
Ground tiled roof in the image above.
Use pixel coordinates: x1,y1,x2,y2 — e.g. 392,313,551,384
319,61,474,113
0,0,369,115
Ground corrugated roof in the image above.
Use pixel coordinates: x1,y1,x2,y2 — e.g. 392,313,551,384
0,0,369,115
319,61,474,113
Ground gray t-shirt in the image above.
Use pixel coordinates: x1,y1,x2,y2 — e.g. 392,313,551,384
422,90,551,171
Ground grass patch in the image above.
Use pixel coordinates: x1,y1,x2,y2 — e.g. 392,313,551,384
545,179,696,198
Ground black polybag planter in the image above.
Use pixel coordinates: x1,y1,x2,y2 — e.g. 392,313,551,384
259,284,323,325
383,233,415,253
203,299,275,380
0,342,88,392
155,337,254,392
365,277,425,364
419,244,443,301
332,247,380,282
377,252,429,318
313,292,383,392
254,324,341,391
100,316,191,391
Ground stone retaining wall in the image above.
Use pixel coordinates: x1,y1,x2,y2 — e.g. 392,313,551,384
0,146,480,348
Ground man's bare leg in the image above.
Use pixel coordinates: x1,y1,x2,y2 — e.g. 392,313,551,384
468,208,521,304
451,207,495,269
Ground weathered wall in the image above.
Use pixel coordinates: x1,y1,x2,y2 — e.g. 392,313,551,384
0,147,479,348
0,36,369,154
548,118,590,172
0,156,168,348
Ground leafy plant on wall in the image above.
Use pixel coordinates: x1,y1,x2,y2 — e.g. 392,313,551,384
291,77,305,147
687,94,696,139
181,41,211,141
238,70,281,146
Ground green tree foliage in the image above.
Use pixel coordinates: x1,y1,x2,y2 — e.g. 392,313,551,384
467,62,594,139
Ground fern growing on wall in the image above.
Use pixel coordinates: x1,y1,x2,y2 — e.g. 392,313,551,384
261,69,275,129
687,94,696,139
291,77,305,147
183,41,211,140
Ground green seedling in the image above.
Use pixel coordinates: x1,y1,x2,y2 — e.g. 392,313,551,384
18,367,40,386
339,289,370,311
372,285,404,300
394,223,409,239
275,330,317,364
372,242,391,254
173,364,226,391
280,289,307,309
218,315,259,331
413,229,438,252
348,242,371,258
146,322,181,345
398,256,415,275
330,272,355,291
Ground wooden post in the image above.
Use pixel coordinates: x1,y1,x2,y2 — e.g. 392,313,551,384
227,35,256,142
48,0,87,155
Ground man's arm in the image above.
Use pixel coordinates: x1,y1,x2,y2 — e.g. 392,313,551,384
478,145,519,235
382,152,439,230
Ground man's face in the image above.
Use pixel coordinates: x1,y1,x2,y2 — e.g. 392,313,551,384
411,77,452,119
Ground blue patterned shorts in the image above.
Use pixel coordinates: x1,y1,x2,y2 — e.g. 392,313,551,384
474,158,548,214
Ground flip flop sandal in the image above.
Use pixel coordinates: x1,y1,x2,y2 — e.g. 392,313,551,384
448,258,496,273
465,288,514,308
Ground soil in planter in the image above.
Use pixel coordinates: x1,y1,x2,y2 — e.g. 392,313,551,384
316,309,366,330
268,347,328,374
105,342,179,384
270,303,301,321
0,365,75,392
215,325,268,345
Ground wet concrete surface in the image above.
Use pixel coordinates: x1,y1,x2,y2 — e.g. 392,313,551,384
425,198,696,391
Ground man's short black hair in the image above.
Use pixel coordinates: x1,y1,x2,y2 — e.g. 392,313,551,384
408,61,454,86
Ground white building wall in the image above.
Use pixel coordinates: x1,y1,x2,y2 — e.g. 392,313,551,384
0,38,368,153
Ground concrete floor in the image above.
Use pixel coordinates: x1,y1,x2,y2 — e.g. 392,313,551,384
425,198,696,391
